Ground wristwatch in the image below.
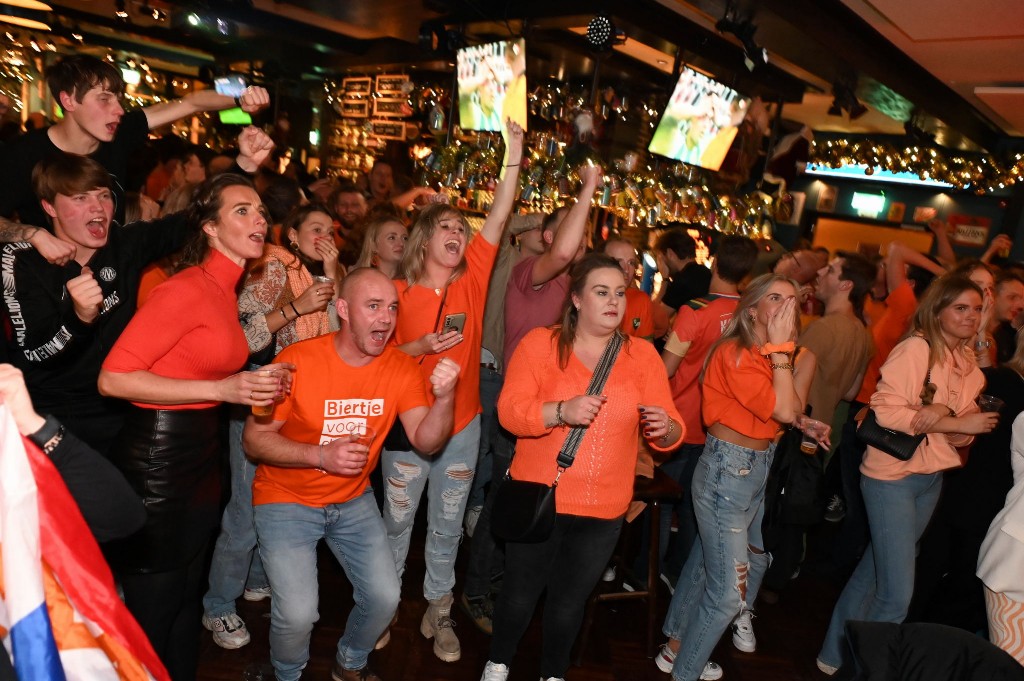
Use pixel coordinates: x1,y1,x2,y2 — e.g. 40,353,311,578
28,414,65,456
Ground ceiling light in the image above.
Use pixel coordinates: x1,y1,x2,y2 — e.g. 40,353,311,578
3,0,51,9
0,14,49,31
586,13,626,52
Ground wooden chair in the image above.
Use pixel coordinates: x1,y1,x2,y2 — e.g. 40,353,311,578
575,466,684,663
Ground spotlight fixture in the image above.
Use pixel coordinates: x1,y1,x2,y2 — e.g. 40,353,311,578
114,0,128,20
586,13,626,52
829,77,868,120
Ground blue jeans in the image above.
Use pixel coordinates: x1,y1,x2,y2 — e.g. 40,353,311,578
662,434,775,681
254,491,400,681
203,417,269,618
383,415,480,600
817,471,942,669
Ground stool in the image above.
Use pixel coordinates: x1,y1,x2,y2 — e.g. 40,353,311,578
575,466,683,663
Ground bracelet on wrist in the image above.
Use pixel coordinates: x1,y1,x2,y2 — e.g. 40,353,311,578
290,302,301,318
555,400,566,427
761,341,796,356
279,308,288,321
660,419,675,441
771,362,795,372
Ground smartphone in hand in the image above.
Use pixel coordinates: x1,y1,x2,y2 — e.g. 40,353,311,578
442,312,466,335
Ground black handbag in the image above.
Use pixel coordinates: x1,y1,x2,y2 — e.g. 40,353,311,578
857,354,933,461
383,286,448,452
491,331,624,543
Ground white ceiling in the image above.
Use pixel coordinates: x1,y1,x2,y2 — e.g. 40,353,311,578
840,0,1024,135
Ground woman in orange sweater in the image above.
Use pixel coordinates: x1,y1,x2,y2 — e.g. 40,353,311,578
816,274,998,675
98,172,291,679
479,254,683,681
657,273,810,681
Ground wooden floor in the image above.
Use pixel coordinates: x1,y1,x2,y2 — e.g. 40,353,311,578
197,515,844,681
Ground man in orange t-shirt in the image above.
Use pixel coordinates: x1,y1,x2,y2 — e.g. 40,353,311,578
603,237,656,340
243,268,460,681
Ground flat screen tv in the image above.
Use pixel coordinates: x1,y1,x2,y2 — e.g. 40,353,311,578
456,38,527,133
648,65,750,171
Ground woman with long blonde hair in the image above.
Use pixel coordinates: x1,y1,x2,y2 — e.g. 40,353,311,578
659,273,811,681
381,122,523,662
353,214,408,279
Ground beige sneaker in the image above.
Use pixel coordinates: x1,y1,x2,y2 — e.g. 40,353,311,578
420,593,460,662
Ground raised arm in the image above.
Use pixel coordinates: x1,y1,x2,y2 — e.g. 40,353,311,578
886,240,945,294
926,220,957,270
478,120,524,245
530,164,601,286
143,86,270,130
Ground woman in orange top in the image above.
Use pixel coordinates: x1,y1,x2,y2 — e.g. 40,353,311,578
817,274,997,675
382,121,523,662
658,273,811,681
199,203,338,650
98,171,291,679
478,254,682,681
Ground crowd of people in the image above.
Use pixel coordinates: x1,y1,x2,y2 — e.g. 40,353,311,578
2,53,1024,681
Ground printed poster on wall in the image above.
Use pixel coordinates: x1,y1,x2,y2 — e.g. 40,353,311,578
948,214,991,247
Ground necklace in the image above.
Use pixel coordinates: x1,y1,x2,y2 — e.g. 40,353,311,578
434,288,442,296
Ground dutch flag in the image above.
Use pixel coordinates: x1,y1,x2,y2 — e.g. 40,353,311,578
0,406,168,680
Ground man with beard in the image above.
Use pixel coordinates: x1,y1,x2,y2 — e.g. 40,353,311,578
243,267,460,681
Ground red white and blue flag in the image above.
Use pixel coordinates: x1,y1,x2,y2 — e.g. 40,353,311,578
0,406,168,680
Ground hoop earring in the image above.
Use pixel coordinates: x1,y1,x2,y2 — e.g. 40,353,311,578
289,241,300,252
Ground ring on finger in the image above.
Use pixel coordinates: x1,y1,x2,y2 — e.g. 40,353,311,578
249,391,254,400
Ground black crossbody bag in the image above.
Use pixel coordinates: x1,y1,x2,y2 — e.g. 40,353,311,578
857,341,934,461
491,331,624,543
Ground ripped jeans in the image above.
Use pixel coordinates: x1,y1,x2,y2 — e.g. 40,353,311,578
382,415,480,600
662,434,775,681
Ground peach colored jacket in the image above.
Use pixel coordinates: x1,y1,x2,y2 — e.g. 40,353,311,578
861,335,983,481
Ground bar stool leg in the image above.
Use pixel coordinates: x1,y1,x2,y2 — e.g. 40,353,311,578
647,501,662,658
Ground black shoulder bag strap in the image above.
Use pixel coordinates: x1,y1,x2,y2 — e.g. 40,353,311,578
551,331,625,481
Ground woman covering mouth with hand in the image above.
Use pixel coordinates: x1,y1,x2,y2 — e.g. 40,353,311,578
381,120,524,663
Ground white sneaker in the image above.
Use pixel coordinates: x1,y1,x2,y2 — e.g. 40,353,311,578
601,565,616,582
202,612,251,649
465,505,483,537
731,610,756,653
479,661,510,681
655,645,722,680
243,585,272,602
655,643,676,673
541,678,565,681
701,661,723,680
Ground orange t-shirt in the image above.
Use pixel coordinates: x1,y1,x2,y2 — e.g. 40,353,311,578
253,335,429,507
620,287,656,338
499,328,682,519
667,294,740,445
856,281,917,403
394,236,497,433
701,340,781,440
